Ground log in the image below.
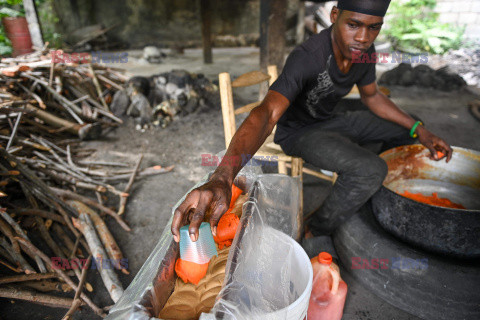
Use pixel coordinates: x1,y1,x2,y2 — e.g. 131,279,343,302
0,287,76,309
21,279,73,293
0,271,75,285
72,214,124,303
51,187,131,232
67,201,126,273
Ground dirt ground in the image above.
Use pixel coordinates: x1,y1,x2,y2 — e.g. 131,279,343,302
1,47,479,320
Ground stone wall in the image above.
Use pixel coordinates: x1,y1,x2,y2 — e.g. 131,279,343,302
435,0,480,39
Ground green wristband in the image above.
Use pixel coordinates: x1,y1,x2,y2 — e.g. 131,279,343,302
410,121,423,138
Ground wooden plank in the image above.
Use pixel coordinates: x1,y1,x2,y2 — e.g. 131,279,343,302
286,163,336,183
278,160,288,174
232,71,270,88
234,101,261,115
219,73,236,148
267,65,278,86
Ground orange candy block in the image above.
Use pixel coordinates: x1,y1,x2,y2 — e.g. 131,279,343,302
436,151,445,159
213,212,240,249
229,184,243,209
175,258,209,285
401,191,465,209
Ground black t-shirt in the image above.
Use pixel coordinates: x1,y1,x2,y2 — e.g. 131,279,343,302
270,25,376,145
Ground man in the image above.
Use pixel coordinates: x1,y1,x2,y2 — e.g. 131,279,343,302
171,0,452,243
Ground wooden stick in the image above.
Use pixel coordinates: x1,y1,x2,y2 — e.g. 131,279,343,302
0,134,50,151
117,154,143,215
21,279,73,293
0,271,74,285
62,255,91,320
0,209,47,273
88,64,109,110
17,82,46,109
101,165,175,182
52,223,78,257
20,73,85,124
6,112,22,151
13,208,65,225
51,187,131,232
0,237,35,274
72,214,124,303
15,237,105,317
68,201,126,273
0,217,21,254
24,104,84,136
97,74,124,91
49,57,54,86
0,286,77,309
0,257,22,272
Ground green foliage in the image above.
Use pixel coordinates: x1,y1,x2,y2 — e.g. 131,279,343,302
36,0,62,48
0,26,12,55
0,0,25,18
384,0,464,54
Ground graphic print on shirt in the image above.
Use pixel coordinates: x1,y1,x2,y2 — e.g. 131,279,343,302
306,55,335,117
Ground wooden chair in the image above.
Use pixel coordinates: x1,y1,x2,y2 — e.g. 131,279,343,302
219,66,337,216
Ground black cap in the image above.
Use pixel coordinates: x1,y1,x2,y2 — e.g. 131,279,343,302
337,0,391,17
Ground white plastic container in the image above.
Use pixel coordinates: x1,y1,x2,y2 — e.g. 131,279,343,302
262,227,313,320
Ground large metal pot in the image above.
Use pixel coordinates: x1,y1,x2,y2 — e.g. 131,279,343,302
371,145,480,258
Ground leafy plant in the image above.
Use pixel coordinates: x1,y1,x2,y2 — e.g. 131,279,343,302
36,0,62,48
0,0,25,18
384,0,464,54
0,26,12,55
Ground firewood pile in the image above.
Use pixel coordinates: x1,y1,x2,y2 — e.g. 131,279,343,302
0,49,174,318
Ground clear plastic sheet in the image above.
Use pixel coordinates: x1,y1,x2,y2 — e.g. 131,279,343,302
199,176,310,320
105,153,305,320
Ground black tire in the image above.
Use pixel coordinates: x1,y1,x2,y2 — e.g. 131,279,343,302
332,203,480,320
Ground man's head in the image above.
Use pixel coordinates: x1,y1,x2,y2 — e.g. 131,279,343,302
330,0,391,60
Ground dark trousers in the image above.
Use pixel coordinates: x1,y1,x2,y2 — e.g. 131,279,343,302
279,110,417,236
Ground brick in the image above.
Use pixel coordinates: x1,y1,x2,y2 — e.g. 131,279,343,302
465,24,480,38
458,12,477,24
438,12,459,23
435,1,452,13
450,1,471,12
472,2,480,13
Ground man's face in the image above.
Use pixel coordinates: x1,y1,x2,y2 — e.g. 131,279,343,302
330,8,384,60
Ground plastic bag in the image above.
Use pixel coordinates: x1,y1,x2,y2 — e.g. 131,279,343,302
105,152,306,320
199,175,310,320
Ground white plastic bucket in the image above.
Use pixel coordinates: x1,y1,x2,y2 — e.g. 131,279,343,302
257,227,313,320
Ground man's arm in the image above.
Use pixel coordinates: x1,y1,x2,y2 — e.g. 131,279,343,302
171,90,290,242
359,82,453,161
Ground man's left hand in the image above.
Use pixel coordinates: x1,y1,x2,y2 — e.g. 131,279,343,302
417,126,453,162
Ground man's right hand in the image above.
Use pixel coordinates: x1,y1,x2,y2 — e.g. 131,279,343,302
171,178,232,243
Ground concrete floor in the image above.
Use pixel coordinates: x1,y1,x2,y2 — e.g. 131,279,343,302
1,47,479,320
